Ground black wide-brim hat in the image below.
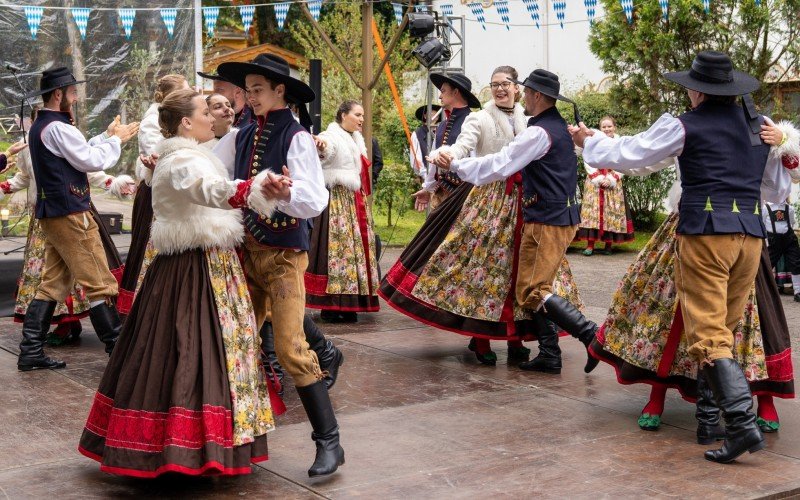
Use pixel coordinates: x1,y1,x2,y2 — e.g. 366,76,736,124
509,69,572,103
25,66,86,99
217,53,315,104
663,51,760,96
430,72,482,109
197,71,231,83
415,104,441,121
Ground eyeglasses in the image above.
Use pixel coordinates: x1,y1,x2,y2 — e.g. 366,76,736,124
489,82,513,90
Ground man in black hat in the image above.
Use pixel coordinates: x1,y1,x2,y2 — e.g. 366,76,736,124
413,72,480,211
409,104,441,182
198,71,254,127
18,66,139,372
572,51,798,463
212,54,344,478
437,69,599,375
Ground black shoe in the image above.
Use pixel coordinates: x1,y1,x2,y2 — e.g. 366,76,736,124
305,315,344,389
339,312,358,323
519,314,562,374
701,359,765,463
259,322,285,397
296,381,345,477
794,293,800,303
540,295,599,373
507,345,531,361
696,371,725,445
18,300,66,371
88,301,121,355
467,338,497,366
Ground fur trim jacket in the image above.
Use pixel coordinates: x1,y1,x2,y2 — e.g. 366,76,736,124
150,136,277,254
317,121,367,191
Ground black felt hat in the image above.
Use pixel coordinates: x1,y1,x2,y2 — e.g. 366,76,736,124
509,69,571,102
663,51,759,96
25,66,86,99
430,72,481,109
415,104,441,121
217,53,315,104
197,71,230,83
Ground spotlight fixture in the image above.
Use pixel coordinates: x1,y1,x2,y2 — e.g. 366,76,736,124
407,13,436,38
412,38,450,69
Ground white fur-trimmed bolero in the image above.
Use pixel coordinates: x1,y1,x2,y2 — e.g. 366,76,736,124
150,136,277,254
316,121,367,191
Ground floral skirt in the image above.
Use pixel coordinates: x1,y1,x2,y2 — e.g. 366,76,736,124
379,179,583,341
306,184,380,312
118,182,153,315
589,212,794,400
575,179,634,243
14,206,124,324
79,247,274,477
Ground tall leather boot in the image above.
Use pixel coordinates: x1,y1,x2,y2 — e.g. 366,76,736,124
540,295,599,373
88,301,121,355
260,322,285,397
296,381,345,477
519,314,562,374
696,371,725,445
18,299,66,371
701,358,765,463
304,314,344,389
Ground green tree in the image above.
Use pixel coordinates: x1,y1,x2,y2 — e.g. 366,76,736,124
589,0,800,123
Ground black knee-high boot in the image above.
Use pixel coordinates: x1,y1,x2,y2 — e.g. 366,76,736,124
296,381,345,477
88,301,121,355
304,314,344,389
259,322,285,396
18,299,66,371
519,313,562,374
540,295,599,373
696,371,725,445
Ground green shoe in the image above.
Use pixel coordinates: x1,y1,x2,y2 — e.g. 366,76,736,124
637,413,661,431
757,417,780,433
582,248,593,256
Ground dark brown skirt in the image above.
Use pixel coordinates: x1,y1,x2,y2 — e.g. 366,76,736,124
79,249,268,478
117,182,152,315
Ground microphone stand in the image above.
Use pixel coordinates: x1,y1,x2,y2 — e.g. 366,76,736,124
7,66,32,143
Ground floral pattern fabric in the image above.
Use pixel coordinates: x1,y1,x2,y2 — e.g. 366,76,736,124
15,216,90,319
325,184,379,297
204,247,274,445
135,238,158,297
579,173,629,234
601,212,767,381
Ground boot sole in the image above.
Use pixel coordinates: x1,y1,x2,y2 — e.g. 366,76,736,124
18,364,66,372
705,439,766,463
308,457,345,478
519,366,561,374
697,436,724,445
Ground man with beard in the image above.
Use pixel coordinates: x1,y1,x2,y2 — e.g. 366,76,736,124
198,70,254,127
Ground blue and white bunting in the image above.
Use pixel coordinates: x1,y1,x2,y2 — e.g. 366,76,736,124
754,0,761,5
620,0,633,23
239,5,255,33
161,8,177,38
467,2,486,30
553,0,566,28
702,0,710,12
274,2,290,31
495,0,511,30
440,4,453,16
24,6,44,40
118,8,136,39
307,0,322,21
202,6,219,37
522,0,541,29
583,0,597,24
71,8,91,40
392,3,404,24
659,0,668,19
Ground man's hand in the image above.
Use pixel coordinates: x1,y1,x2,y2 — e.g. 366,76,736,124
260,166,293,202
106,115,121,136
412,189,431,211
139,153,159,170
568,122,594,149
7,140,28,156
114,122,140,143
431,151,453,170
760,117,785,146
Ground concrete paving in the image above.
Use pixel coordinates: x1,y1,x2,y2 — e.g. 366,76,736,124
1,246,799,499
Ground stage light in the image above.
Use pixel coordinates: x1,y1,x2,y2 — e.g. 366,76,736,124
407,13,435,38
412,38,450,69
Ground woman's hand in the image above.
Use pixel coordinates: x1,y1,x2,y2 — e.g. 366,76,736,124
260,166,293,202
139,153,159,170
760,117,785,146
313,135,327,152
7,140,27,156
412,189,431,211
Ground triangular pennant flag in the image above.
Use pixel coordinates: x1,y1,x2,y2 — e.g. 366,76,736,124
522,0,541,28
307,0,322,21
659,0,669,20
441,4,453,16
392,3,404,25
70,8,91,40
620,0,634,23
415,4,431,12
203,6,220,37
583,0,597,24
118,8,136,39
274,2,290,31
161,8,177,38
467,2,487,30
702,0,710,13
495,1,511,30
553,0,566,28
24,6,44,40
238,5,256,33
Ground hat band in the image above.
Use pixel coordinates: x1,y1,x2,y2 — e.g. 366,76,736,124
689,64,733,84
42,75,78,90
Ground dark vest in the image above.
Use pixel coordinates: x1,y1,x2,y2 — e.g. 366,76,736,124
234,105,255,128
434,106,470,191
29,110,92,219
520,106,581,226
234,107,311,250
677,101,770,237
414,125,430,170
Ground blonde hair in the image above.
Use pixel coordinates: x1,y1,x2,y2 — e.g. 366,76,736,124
153,74,188,103
158,89,200,138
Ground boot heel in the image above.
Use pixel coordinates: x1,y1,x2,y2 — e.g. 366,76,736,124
748,440,766,454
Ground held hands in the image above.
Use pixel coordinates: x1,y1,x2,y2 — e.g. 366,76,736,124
760,117,785,146
6,140,28,156
600,179,612,189
139,153,159,170
430,151,454,170
568,122,594,149
260,165,293,202
412,189,431,211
